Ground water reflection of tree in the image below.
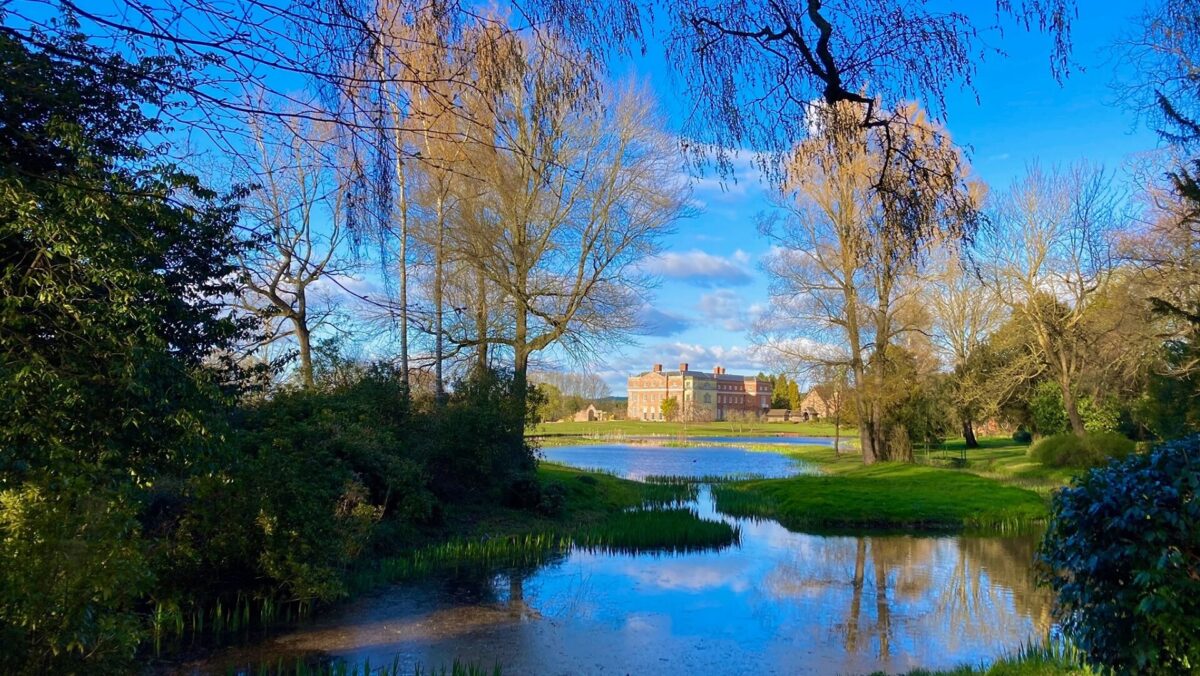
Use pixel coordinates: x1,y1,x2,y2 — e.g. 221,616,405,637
764,535,1049,661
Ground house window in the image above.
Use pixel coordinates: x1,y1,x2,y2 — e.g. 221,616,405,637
704,393,711,403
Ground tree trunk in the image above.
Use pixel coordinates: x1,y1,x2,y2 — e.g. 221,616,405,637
961,416,979,449
433,202,445,402
474,263,488,370
295,319,315,388
388,100,410,395
1060,378,1086,436
834,407,841,457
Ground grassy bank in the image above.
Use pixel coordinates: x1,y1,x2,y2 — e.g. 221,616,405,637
354,462,736,584
532,418,853,440
885,639,1092,675
713,463,1048,532
928,437,1078,495
712,443,1049,532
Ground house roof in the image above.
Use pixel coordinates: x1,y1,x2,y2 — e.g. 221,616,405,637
633,370,765,382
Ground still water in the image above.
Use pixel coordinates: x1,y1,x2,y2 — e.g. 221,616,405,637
541,442,822,479
189,444,1050,675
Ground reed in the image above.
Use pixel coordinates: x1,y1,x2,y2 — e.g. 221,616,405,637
643,473,767,485
573,508,740,553
224,656,502,676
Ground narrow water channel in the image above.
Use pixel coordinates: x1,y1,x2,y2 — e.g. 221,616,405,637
184,443,1050,675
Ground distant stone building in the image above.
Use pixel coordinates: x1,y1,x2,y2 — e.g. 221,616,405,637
799,387,839,421
765,408,791,423
626,363,773,421
570,404,610,422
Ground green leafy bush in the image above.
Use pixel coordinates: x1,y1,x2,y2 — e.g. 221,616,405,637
1040,436,1200,674
1029,381,1070,436
1029,432,1135,469
1012,427,1033,444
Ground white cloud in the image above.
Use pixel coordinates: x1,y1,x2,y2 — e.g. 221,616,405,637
646,249,755,287
697,289,748,331
635,305,693,337
636,341,769,373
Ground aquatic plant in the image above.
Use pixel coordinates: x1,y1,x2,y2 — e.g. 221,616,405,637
224,656,502,676
643,472,767,485
573,508,739,553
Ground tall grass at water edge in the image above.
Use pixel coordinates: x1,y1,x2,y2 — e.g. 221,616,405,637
223,656,502,676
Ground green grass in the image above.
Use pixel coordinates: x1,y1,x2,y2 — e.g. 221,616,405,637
222,657,502,676
531,418,853,440
574,508,739,553
344,462,732,591
927,437,1080,496
712,460,1049,533
881,639,1093,675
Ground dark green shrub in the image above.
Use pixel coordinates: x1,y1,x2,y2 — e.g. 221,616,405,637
576,474,599,486
1012,427,1033,444
1030,432,1135,469
504,477,543,510
421,368,538,501
1040,436,1200,674
537,483,568,516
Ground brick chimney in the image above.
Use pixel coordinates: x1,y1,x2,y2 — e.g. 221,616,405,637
679,362,689,372
652,363,662,373
719,367,726,374
713,366,721,375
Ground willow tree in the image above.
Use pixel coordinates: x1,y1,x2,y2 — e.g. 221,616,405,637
758,101,974,464
532,0,1070,222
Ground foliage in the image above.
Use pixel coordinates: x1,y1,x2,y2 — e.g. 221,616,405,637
1039,436,1200,674
1012,428,1033,444
0,29,251,672
1029,381,1124,437
1029,432,1135,470
1029,382,1070,436
660,396,679,422
532,382,587,423
1134,343,1200,440
421,367,538,501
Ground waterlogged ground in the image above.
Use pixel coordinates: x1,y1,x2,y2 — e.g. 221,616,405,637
187,444,1051,675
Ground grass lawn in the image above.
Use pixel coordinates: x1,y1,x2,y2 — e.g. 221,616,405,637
713,461,1048,532
531,418,854,439
713,442,1050,532
931,436,1078,495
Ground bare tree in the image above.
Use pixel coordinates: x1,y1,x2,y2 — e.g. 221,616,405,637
237,113,352,388
976,163,1124,436
925,247,1006,446
460,38,688,397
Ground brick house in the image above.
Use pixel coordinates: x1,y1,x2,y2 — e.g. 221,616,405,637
626,363,773,422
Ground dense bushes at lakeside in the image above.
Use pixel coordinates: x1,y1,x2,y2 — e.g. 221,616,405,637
1028,432,1136,469
1040,436,1200,674
0,31,542,672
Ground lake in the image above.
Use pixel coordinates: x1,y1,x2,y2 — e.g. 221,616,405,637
184,443,1050,675
540,442,823,479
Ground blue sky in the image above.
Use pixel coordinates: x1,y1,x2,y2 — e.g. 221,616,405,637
591,5,1163,396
